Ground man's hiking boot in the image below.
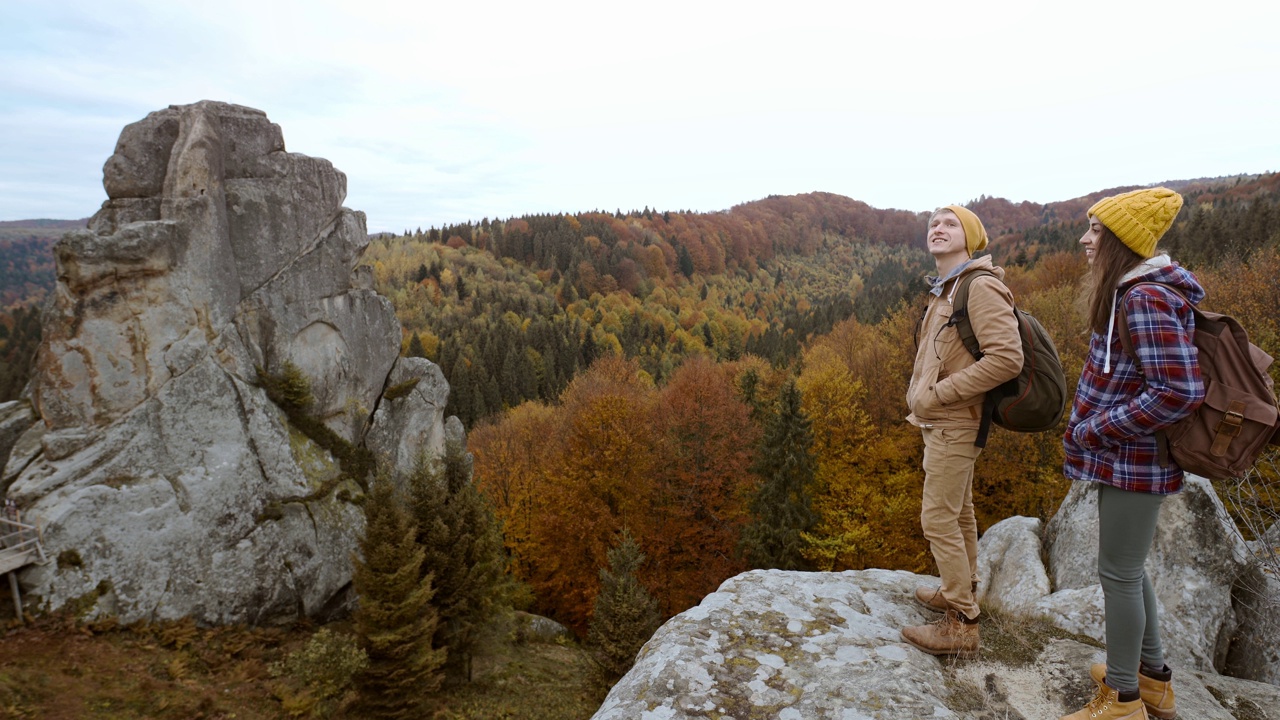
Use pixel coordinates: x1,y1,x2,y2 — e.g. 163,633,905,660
913,580,979,613
1059,677,1148,720
900,608,979,658
1091,662,1175,719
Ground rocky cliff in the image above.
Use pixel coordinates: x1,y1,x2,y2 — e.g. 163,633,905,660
1,101,451,625
595,477,1280,718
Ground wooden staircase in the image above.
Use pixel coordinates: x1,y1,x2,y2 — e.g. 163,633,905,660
1,506,47,621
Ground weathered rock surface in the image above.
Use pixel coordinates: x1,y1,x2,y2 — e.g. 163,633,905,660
593,569,1280,720
3,101,447,625
974,515,1050,614
0,400,36,493
598,475,1279,716
365,356,451,479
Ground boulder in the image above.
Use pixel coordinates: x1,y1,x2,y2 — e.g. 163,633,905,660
1223,562,1280,686
1043,477,1253,672
365,357,451,479
3,101,450,625
975,515,1050,613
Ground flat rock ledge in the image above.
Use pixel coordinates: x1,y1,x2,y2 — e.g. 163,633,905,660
592,569,1280,720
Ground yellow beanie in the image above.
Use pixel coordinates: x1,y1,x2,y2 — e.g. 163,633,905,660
942,205,989,255
1087,187,1183,258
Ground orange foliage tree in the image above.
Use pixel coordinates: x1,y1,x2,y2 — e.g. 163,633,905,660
647,356,758,614
470,355,763,632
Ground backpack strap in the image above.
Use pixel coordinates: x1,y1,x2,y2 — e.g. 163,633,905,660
1112,281,1192,468
945,269,998,448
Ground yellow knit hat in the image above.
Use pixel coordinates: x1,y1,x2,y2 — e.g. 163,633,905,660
1087,187,1183,258
942,205,989,255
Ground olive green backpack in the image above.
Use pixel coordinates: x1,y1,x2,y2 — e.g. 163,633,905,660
946,269,1069,448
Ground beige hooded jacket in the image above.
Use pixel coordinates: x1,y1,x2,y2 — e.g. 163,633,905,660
906,256,1023,429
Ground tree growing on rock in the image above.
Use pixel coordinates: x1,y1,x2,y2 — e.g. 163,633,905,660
739,379,818,571
588,529,660,682
410,438,511,681
352,478,445,718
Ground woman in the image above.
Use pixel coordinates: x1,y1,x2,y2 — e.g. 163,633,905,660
1060,187,1203,720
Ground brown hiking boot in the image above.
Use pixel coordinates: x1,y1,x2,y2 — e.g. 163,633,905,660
1091,663,1175,719
901,608,978,658
914,585,948,612
913,580,979,613
1060,678,1148,720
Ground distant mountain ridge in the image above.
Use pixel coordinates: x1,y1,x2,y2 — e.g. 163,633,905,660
0,218,88,230
5,171,1277,309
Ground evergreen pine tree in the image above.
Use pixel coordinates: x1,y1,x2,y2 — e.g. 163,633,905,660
677,245,695,278
739,380,818,571
407,332,427,358
410,439,511,681
588,529,660,682
353,478,445,718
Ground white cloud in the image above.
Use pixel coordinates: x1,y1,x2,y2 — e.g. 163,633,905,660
1,0,1277,232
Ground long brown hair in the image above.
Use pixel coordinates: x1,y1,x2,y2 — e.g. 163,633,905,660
1083,227,1145,335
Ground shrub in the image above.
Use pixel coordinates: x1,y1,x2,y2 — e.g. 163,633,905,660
271,627,368,701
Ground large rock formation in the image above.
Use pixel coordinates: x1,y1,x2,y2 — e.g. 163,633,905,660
0,101,451,625
593,570,1280,720
596,476,1280,717
1039,477,1258,673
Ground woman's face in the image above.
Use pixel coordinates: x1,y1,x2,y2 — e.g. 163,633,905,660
1080,215,1105,265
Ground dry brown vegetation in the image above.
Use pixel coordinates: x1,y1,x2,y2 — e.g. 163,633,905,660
0,612,602,720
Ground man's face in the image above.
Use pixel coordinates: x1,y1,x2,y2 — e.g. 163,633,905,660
927,211,968,261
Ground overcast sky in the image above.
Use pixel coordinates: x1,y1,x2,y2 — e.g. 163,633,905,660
2,0,1277,234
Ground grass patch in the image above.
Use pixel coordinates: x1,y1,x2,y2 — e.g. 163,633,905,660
382,377,420,402
56,549,83,570
978,609,1102,666
438,641,606,720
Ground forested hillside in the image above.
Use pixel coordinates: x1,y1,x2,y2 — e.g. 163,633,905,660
358,175,1280,634
3,178,1278,638
0,220,79,400
363,194,933,426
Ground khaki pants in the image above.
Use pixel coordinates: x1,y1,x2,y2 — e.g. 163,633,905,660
920,426,982,619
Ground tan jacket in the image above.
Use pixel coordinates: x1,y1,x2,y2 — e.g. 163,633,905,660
906,256,1023,429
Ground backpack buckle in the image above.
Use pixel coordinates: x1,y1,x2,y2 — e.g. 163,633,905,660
1217,410,1244,436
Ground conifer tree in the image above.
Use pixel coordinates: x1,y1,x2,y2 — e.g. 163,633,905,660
410,439,510,681
352,478,445,718
588,529,660,682
739,380,818,571
407,332,426,358
677,245,695,278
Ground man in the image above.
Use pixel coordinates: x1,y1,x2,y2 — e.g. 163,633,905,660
901,205,1022,657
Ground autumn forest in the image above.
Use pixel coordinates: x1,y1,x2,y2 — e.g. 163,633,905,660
366,173,1280,634
3,175,1279,639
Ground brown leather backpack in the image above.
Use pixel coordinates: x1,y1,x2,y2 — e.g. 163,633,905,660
1116,282,1280,480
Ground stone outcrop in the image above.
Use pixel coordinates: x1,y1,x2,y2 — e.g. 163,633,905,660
593,569,1280,720
1040,476,1257,673
1,101,452,625
365,357,451,479
596,476,1280,717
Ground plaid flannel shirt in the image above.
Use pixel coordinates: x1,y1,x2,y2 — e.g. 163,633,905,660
1063,261,1205,494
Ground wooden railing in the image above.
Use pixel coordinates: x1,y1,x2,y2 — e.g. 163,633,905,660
1,507,46,621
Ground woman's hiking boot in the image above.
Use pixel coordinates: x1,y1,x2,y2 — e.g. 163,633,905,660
1091,663,1176,719
1060,676,1148,720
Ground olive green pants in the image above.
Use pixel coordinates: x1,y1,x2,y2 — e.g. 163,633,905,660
920,426,982,620
1098,483,1167,693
